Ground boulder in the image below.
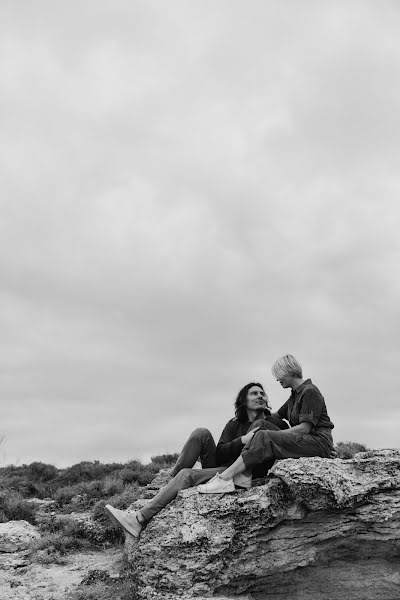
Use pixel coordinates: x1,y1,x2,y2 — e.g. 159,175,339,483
126,450,400,599
0,521,41,553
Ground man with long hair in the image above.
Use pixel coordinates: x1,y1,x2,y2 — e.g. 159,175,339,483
105,382,287,538
198,355,334,494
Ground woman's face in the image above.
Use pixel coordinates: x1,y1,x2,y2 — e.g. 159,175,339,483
276,375,294,389
246,386,267,411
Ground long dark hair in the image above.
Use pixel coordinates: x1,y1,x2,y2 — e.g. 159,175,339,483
234,382,271,422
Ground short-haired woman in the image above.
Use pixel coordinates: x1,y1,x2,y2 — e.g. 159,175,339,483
198,354,334,493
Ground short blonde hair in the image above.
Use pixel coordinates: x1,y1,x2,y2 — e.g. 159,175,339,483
271,354,303,379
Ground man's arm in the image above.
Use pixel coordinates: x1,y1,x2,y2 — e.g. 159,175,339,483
216,420,245,466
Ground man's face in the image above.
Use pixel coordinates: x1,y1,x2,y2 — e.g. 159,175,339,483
246,386,267,411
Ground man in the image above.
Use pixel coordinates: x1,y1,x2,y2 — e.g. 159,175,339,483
105,382,287,538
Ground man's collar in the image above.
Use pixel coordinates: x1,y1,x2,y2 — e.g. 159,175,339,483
292,378,312,394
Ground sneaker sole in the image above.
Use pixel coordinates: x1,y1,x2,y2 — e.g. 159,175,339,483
104,505,140,538
198,487,236,494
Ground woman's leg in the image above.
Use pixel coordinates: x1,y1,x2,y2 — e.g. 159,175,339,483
218,456,247,480
224,429,328,479
241,429,328,467
238,420,280,478
250,419,281,433
171,428,217,476
199,429,329,492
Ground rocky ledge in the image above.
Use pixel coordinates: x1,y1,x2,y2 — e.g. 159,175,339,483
126,449,400,600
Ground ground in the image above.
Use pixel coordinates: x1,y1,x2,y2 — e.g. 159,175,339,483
0,547,123,600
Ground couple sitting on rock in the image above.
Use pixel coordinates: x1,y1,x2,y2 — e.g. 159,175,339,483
105,354,334,539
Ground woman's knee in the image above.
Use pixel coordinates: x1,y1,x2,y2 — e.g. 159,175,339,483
250,419,266,430
251,419,279,432
252,429,272,445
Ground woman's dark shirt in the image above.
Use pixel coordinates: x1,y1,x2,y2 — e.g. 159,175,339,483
277,379,334,430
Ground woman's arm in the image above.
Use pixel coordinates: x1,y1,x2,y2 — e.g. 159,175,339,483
267,420,312,434
286,422,312,434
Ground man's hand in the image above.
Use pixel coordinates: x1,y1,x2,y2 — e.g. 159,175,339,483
241,426,260,445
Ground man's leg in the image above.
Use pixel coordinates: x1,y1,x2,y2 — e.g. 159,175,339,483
140,467,225,522
171,428,217,476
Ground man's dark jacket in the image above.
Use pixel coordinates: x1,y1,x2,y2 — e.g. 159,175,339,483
216,412,288,477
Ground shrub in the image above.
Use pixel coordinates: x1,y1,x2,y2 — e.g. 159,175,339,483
32,531,87,556
0,491,38,524
67,559,139,600
53,480,106,507
334,441,370,459
0,453,179,506
53,484,83,506
101,475,124,497
117,468,137,484
93,484,142,524
36,510,124,551
58,461,124,486
27,462,58,482
134,469,155,486
67,579,138,600
150,453,179,469
0,474,43,498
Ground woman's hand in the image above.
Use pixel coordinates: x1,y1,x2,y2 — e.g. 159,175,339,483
241,426,260,445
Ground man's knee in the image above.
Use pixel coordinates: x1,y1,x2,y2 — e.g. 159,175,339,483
174,468,194,487
190,427,212,441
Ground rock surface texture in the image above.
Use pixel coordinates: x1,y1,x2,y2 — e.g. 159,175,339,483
126,450,400,600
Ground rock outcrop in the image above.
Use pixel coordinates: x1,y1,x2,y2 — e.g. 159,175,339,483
0,521,41,553
126,450,400,599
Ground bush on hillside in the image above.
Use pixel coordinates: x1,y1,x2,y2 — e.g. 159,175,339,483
150,453,179,469
57,461,123,486
27,462,58,482
32,531,87,556
0,491,38,524
117,468,137,484
93,483,142,524
67,577,138,600
0,454,180,505
53,480,105,506
334,441,370,459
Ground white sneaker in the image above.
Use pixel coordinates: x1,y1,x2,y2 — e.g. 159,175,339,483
104,504,143,538
197,473,235,494
233,473,252,489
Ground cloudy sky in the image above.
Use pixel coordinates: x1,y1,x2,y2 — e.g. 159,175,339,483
1,1,399,468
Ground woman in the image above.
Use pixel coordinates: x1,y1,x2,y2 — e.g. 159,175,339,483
198,354,334,493
105,382,287,537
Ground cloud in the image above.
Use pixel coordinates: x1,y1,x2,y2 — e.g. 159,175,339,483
0,1,399,466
